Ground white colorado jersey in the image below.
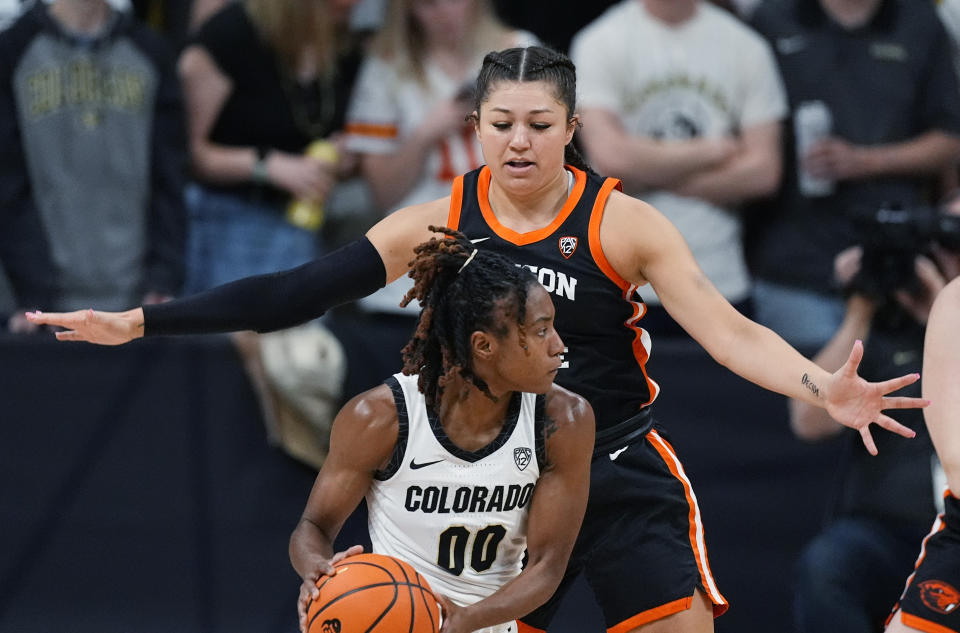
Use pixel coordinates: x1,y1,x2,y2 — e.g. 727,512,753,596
367,373,544,631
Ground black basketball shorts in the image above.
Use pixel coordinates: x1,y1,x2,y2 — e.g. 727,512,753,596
518,425,727,633
888,491,960,633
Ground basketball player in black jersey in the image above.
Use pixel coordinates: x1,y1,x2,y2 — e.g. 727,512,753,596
30,46,928,633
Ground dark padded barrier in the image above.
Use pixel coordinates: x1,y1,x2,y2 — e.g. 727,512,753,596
0,334,843,633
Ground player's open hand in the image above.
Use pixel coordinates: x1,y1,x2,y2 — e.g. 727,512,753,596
297,545,363,633
823,339,927,455
24,308,144,345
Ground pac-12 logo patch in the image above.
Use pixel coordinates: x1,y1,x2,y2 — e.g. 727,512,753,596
558,236,577,259
514,447,532,471
918,580,960,614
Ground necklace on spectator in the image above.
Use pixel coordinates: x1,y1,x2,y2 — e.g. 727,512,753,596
278,63,339,140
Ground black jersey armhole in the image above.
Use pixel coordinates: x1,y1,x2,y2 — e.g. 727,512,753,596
534,394,547,471
374,376,409,481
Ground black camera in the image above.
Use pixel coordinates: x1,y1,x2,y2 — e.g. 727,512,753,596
849,203,960,299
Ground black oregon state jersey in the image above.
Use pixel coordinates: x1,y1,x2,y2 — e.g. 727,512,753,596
447,166,659,447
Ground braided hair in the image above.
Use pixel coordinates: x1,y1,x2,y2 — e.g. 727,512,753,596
400,226,538,409
471,45,592,173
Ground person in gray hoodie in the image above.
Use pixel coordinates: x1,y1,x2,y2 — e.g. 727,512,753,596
0,0,187,332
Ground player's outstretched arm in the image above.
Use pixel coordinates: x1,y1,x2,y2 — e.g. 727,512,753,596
24,200,449,343
437,387,595,633
24,236,387,341
289,386,398,632
599,192,927,455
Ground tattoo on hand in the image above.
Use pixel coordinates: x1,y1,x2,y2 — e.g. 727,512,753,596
801,373,820,398
137,322,144,329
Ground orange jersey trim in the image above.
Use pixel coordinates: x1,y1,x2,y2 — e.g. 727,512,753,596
475,166,587,245
648,431,728,616
889,509,951,627
901,612,958,633
447,175,465,230
895,515,948,610
345,122,398,139
608,596,692,633
586,178,629,291
516,621,546,633
587,180,660,406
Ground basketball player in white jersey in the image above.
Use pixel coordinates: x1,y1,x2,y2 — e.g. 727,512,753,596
289,228,595,633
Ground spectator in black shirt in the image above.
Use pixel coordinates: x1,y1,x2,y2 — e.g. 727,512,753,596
748,0,960,349
178,0,363,293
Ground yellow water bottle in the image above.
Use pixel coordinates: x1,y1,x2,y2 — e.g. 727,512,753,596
286,140,338,232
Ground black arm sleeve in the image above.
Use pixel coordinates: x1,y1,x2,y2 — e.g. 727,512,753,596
142,237,387,335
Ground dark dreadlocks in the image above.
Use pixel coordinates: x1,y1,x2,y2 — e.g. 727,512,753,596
400,226,539,409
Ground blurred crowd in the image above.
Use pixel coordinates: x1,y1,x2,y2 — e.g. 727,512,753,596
3,1,960,631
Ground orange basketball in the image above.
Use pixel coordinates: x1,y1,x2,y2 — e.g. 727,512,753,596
305,553,441,633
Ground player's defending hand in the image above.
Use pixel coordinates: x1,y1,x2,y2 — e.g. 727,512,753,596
297,544,363,633
823,339,927,456
24,308,145,345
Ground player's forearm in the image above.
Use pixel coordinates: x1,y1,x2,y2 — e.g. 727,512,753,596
710,311,833,408
142,237,385,335
458,555,567,631
289,518,336,580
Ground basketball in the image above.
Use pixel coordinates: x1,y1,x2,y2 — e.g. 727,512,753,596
305,553,441,633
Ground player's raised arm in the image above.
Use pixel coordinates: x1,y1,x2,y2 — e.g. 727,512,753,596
436,386,595,633
598,190,926,454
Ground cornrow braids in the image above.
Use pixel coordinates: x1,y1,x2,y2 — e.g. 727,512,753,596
400,226,537,409
472,46,593,173
523,55,576,78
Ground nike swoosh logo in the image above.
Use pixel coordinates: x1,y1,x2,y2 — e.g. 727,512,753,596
609,446,628,461
409,458,444,470
470,237,491,243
